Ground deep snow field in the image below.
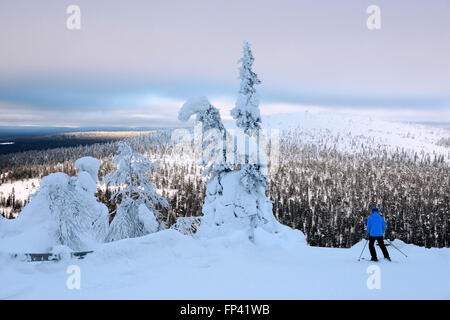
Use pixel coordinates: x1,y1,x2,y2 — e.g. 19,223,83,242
0,228,448,300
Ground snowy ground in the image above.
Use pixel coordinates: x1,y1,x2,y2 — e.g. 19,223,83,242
0,178,40,202
0,178,40,217
0,229,448,300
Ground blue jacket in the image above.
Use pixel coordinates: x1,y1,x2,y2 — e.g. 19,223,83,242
367,211,386,237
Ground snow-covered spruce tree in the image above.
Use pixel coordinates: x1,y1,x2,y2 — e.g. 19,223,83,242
231,41,262,135
228,41,280,241
103,142,169,242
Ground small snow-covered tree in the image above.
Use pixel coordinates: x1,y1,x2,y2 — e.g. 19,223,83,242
103,142,169,242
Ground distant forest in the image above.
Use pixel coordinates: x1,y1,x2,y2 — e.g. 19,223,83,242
0,130,158,155
1,130,449,248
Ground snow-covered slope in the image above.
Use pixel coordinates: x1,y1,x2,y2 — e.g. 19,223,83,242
0,228,448,299
260,111,449,159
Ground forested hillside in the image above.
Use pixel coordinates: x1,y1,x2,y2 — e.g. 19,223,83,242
1,122,448,248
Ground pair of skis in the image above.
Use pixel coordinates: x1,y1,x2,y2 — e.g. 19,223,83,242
357,239,408,261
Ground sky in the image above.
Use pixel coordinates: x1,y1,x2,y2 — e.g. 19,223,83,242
0,0,449,127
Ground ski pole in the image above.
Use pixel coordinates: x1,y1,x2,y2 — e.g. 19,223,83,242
387,239,408,258
358,238,369,261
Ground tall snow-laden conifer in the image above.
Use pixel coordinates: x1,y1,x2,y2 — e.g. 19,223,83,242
230,41,280,241
104,142,169,242
231,41,262,134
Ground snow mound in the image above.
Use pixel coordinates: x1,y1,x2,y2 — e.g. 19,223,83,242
75,156,100,182
40,171,69,187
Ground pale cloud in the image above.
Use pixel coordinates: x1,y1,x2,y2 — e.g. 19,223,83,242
0,0,449,126
0,98,184,127
1,94,448,127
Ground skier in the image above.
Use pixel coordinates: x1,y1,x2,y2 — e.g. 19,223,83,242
366,207,391,262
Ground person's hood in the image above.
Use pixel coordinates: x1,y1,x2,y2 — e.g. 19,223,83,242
371,211,381,218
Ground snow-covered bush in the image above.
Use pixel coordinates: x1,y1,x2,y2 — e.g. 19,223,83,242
170,216,201,236
0,157,109,252
103,142,169,242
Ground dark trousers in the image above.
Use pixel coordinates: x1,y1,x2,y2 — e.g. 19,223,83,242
369,236,390,259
